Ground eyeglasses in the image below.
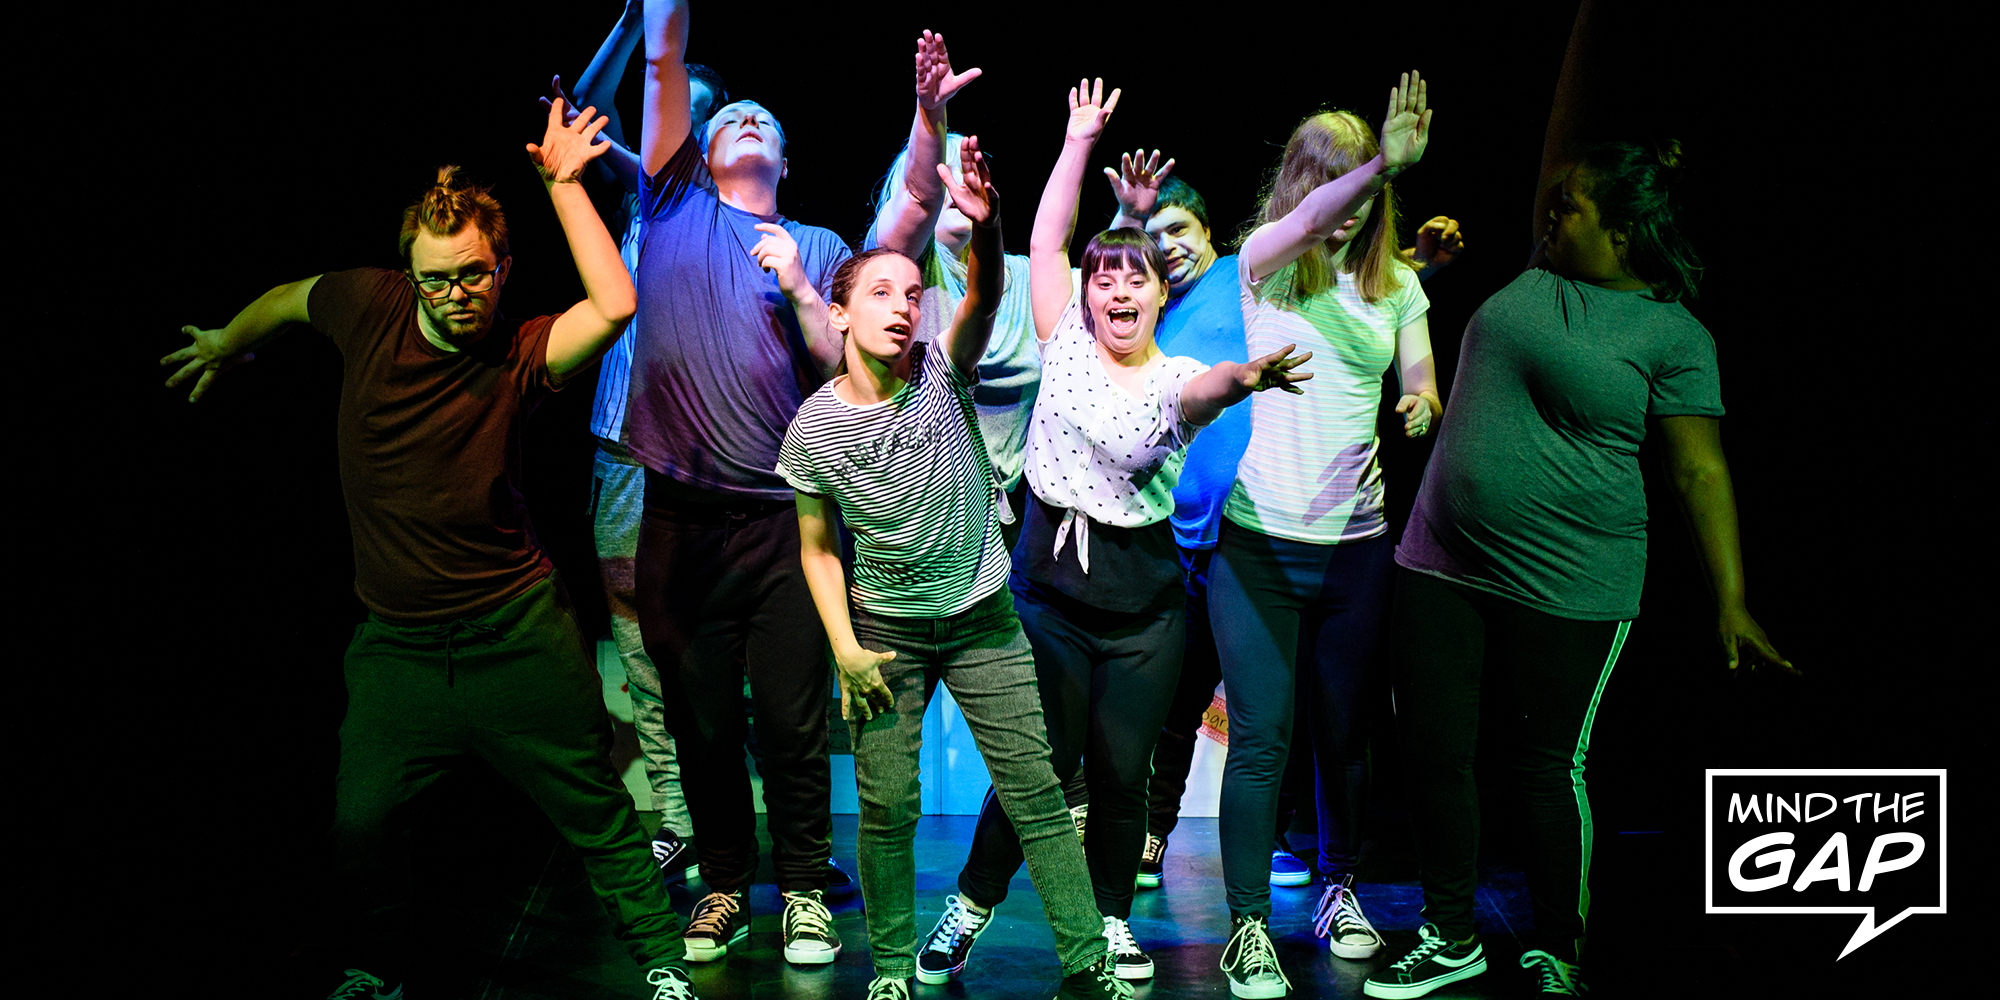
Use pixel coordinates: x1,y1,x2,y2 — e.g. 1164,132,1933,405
410,268,500,299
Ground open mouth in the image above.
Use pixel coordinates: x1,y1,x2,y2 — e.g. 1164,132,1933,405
884,323,911,338
1105,307,1140,334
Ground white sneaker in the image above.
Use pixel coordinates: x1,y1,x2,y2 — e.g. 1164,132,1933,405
781,889,841,964
1070,803,1089,843
1219,913,1291,998
1313,874,1384,959
1102,915,1154,980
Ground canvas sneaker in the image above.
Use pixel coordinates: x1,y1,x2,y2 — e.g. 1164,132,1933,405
682,889,749,962
1102,915,1154,980
1219,913,1292,998
327,969,402,1000
1135,833,1165,889
1313,874,1384,959
825,856,855,894
652,828,697,885
864,977,911,1000
915,894,993,984
780,889,840,964
1055,956,1136,999
1520,950,1588,996
645,965,697,1000
1269,839,1313,887
1070,803,1090,844
1363,923,1487,998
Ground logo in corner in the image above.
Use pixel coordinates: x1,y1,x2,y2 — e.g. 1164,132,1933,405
1706,769,1945,958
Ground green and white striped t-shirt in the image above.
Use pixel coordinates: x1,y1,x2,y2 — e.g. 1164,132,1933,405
1225,254,1428,544
777,343,1012,618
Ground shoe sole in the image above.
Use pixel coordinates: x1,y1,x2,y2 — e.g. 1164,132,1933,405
1228,976,1289,998
1269,870,1314,887
1330,937,1382,960
683,927,749,962
1361,957,1487,999
1114,961,1155,981
784,942,842,964
1135,871,1162,889
914,964,963,986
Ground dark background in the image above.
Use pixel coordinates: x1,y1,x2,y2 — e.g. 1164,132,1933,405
80,2,1977,994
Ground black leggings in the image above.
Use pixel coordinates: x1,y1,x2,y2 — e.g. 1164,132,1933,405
1389,569,1630,963
958,579,1184,920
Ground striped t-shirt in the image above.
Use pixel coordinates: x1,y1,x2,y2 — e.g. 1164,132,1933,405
777,342,1012,618
1225,254,1428,544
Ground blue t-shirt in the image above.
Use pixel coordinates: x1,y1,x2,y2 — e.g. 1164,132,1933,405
1154,255,1249,551
624,135,852,499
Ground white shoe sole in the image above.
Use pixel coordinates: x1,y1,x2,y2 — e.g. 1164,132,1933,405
1114,958,1155,980
914,965,961,986
784,941,842,964
1135,872,1162,889
1269,870,1314,887
683,928,747,962
1361,957,1487,998
1228,975,1289,998
1330,936,1383,960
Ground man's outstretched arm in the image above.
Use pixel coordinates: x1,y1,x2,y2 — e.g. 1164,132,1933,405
162,276,318,402
641,0,693,179
536,101,636,379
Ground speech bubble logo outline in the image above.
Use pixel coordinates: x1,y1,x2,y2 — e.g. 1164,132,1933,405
1705,768,1947,958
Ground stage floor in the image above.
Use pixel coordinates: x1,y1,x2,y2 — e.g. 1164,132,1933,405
282,810,1657,999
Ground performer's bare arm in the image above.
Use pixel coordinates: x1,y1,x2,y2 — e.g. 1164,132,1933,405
1030,78,1120,342
162,277,319,403
535,101,637,380
641,0,694,179
934,138,1002,378
873,31,983,260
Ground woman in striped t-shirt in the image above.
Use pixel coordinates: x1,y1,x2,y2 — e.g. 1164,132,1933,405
1204,72,1441,996
777,144,1127,1000
946,79,1312,990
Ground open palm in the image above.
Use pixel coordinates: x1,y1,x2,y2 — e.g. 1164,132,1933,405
1380,70,1432,172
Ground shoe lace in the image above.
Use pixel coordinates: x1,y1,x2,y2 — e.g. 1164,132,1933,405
646,966,696,1000
1312,876,1374,940
1086,958,1135,998
925,896,987,953
1520,950,1581,993
1141,834,1165,864
1103,916,1141,957
328,970,387,1000
865,977,910,1000
783,890,834,938
687,891,742,936
1218,916,1292,990
1389,926,1452,972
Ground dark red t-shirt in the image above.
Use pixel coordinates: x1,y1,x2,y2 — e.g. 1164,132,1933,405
308,268,560,622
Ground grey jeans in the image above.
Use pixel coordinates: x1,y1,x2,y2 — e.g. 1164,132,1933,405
850,587,1108,979
591,446,691,834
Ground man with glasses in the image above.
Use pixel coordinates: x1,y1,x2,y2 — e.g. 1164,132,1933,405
162,102,699,1000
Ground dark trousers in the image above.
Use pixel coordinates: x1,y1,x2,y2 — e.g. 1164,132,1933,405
1145,546,1305,845
1209,523,1395,917
959,579,1185,920
634,481,831,892
1389,569,1629,962
331,574,683,976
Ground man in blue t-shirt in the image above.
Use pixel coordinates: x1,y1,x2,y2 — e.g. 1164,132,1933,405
622,0,852,968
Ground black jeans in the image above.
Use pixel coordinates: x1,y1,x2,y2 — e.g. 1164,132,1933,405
1389,569,1630,962
959,578,1184,920
634,478,831,892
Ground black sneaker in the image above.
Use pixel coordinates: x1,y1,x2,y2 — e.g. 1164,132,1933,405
915,894,992,984
1135,834,1165,890
327,969,402,1000
781,889,841,965
1312,874,1384,959
1362,923,1486,998
682,889,749,962
1056,956,1136,999
1520,950,1587,996
864,977,910,1000
1268,839,1313,887
825,856,855,894
1102,915,1154,980
652,828,697,885
1219,913,1291,998
645,965,697,1000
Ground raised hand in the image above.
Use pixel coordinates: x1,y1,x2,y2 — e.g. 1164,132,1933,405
1238,344,1315,395
1395,394,1434,436
526,98,611,186
1412,215,1465,269
1065,77,1121,144
750,222,811,300
936,135,998,226
1104,148,1175,217
1380,70,1432,173
537,74,584,128
161,325,253,403
914,29,982,110
835,645,898,722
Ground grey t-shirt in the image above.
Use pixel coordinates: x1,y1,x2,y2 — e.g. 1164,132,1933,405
1396,269,1724,620
624,134,853,500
